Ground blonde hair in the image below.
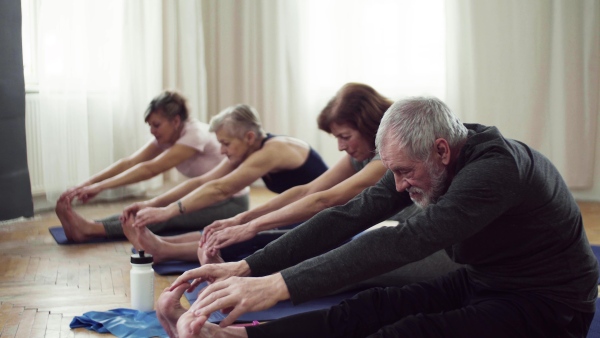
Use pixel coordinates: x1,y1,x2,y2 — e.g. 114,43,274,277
209,104,265,139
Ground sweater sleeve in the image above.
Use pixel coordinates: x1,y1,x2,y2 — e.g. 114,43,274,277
244,170,411,277
280,150,523,304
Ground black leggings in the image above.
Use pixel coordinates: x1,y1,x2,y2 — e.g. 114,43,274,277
246,268,593,338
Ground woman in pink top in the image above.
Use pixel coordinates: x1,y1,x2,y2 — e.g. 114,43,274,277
55,91,249,242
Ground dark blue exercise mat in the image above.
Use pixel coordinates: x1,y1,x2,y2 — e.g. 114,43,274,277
50,226,190,245
184,281,360,324
49,226,126,245
70,308,168,338
153,261,200,275
586,299,600,338
131,247,200,275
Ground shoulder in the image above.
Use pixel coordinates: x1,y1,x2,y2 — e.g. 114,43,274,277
259,135,312,157
177,119,217,149
261,134,310,152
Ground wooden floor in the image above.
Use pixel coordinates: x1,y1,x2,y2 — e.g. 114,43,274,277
0,187,277,338
0,191,598,337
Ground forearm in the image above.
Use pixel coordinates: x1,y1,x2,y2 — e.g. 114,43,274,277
150,178,205,207
94,163,157,191
245,174,408,278
84,159,133,186
281,225,436,304
238,185,311,224
178,182,233,214
248,193,333,232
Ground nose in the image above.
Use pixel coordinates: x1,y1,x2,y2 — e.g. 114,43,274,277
394,175,411,192
338,139,347,151
220,145,227,155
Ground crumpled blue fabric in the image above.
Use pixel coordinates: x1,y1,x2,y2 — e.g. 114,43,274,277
70,308,168,338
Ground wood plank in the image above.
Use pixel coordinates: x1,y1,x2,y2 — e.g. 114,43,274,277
14,309,35,338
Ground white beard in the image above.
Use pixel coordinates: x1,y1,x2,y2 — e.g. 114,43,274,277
408,162,448,208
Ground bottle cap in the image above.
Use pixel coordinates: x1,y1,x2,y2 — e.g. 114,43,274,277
130,250,153,264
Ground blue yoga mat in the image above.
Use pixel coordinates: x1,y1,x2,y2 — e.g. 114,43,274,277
70,308,168,338
184,281,360,323
131,247,200,275
49,226,126,245
154,261,200,275
587,299,600,338
50,226,190,245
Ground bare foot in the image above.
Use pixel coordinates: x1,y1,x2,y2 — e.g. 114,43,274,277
198,243,225,265
57,196,102,242
55,194,71,232
122,217,144,252
178,311,247,338
157,283,189,337
124,223,171,263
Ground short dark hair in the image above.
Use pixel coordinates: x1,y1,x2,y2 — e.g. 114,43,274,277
317,83,393,150
144,90,189,122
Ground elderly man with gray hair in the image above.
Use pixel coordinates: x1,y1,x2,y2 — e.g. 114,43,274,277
161,97,598,338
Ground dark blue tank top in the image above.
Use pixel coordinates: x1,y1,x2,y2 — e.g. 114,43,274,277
260,133,328,194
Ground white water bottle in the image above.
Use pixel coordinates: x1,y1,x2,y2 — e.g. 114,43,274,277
130,250,154,311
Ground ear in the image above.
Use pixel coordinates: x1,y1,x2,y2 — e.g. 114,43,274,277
434,138,451,165
245,130,257,144
172,115,182,128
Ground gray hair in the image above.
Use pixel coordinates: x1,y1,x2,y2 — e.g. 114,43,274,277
375,97,468,161
209,104,265,139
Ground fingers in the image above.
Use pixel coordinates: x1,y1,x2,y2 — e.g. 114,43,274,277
195,280,230,308
170,282,192,298
192,289,236,316
170,266,213,291
189,315,208,336
219,306,246,327
212,237,237,252
132,208,165,228
132,213,149,228
201,225,221,245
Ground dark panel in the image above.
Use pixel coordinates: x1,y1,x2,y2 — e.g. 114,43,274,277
0,0,34,220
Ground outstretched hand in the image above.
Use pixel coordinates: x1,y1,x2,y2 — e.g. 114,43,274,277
190,273,290,327
131,206,175,228
200,217,243,245
72,184,102,203
121,201,151,221
170,261,251,294
203,224,258,256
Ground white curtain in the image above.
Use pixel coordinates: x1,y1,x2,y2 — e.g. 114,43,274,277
162,1,209,122
200,0,306,142
33,0,599,201
446,0,600,198
201,0,446,166
36,0,208,203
